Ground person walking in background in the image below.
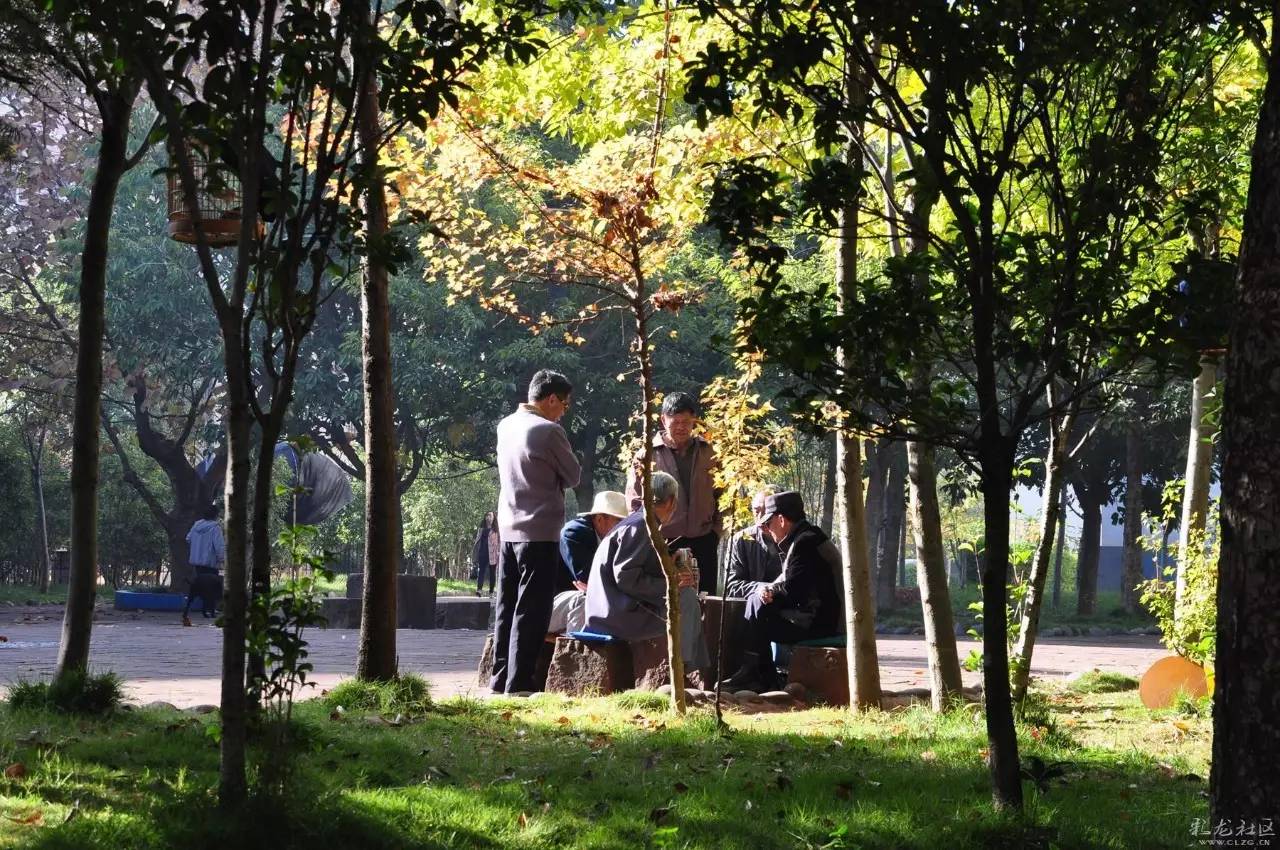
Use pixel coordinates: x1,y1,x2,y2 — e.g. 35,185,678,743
472,511,499,597
491,369,581,694
182,503,225,627
626,391,722,594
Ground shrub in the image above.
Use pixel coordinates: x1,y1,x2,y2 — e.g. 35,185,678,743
6,670,124,715
324,674,432,716
1139,520,1217,669
1067,671,1138,694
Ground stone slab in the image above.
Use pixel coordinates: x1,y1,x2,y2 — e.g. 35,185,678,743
436,597,491,630
320,597,361,629
544,635,634,697
340,574,437,629
787,645,849,706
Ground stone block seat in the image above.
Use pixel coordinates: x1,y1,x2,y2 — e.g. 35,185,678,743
544,632,636,696
785,636,848,706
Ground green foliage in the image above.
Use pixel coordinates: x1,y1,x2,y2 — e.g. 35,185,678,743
1138,520,1218,668
1067,672,1139,695
323,675,432,717
7,669,124,715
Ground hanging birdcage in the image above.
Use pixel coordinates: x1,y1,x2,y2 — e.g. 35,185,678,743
166,146,258,247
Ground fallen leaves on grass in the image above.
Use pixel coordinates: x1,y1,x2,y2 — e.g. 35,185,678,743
4,762,26,779
517,812,529,830
555,716,571,725
648,805,671,824
920,750,938,763
3,809,42,826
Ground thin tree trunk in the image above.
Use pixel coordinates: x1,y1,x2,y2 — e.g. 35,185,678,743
875,441,905,611
862,438,887,614
1176,354,1218,617
1010,397,1075,701
218,334,253,808
635,300,685,714
1120,418,1145,613
1051,487,1067,610
572,418,599,511
978,440,1022,810
1075,490,1102,617
1212,10,1280,821
56,94,133,684
907,438,962,710
26,430,51,595
356,52,399,682
832,68,880,707
820,431,836,534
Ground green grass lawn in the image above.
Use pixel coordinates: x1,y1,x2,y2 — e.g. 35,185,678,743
878,587,1157,634
0,679,1211,850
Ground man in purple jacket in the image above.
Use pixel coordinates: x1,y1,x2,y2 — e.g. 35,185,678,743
491,370,582,693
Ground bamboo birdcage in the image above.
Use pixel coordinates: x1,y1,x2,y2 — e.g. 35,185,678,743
166,147,259,247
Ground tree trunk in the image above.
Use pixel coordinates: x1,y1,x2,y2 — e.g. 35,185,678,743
1212,12,1280,822
861,438,888,614
218,329,253,808
26,431,51,595
820,431,836,535
1176,354,1218,617
1120,418,1145,613
978,440,1023,810
1051,487,1066,610
1075,488,1102,617
55,94,133,684
1010,400,1075,701
907,438,963,710
356,55,399,682
831,52,881,708
875,441,905,611
572,417,599,511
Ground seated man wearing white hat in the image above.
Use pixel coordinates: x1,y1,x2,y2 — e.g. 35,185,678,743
548,490,628,633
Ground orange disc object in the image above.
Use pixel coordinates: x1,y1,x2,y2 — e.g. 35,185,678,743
1139,655,1208,709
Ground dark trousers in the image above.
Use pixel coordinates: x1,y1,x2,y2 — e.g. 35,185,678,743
490,541,557,693
183,566,222,617
742,594,818,665
670,531,720,595
476,560,496,594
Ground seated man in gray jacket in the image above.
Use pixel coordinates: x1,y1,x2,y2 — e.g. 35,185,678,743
583,471,711,671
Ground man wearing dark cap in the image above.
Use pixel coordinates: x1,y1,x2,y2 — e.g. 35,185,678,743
721,490,844,691
625,391,722,594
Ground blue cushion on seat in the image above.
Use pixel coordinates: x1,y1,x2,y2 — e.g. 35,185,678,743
568,630,622,644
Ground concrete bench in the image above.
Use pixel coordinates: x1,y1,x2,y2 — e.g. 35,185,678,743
435,597,492,630
477,633,556,692
320,597,361,629
341,573,437,629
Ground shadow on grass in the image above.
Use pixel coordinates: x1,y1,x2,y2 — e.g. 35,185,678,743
3,694,1205,850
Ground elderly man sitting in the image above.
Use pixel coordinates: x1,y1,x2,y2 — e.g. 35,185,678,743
582,471,711,671
721,490,843,692
548,490,628,634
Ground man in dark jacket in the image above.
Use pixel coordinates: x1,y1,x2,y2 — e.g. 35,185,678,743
725,487,782,600
722,490,843,691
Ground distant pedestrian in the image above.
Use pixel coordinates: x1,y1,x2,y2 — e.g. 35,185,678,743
182,503,225,627
472,511,499,596
491,370,581,693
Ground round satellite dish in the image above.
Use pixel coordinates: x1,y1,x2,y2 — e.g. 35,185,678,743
1139,655,1208,709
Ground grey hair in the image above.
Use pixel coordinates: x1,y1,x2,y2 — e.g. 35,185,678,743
751,484,779,508
652,471,680,506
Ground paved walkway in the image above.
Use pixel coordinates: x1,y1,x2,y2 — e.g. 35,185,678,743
0,605,1168,706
